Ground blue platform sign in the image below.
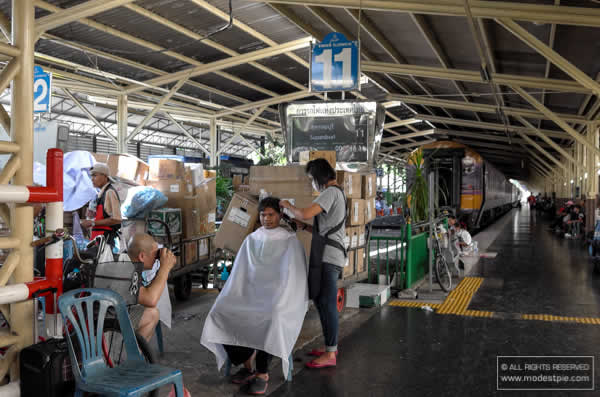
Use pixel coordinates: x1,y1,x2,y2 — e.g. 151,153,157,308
33,66,52,113
310,32,360,92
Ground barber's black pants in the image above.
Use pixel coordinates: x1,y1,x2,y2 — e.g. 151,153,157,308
223,345,272,374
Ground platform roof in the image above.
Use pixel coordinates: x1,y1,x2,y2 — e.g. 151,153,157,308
0,0,598,181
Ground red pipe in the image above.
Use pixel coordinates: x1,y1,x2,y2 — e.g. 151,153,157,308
27,148,63,203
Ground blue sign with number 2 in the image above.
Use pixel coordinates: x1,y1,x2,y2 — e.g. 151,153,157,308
311,32,359,92
33,66,51,113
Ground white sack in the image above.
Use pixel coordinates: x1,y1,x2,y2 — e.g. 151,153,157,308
201,227,308,377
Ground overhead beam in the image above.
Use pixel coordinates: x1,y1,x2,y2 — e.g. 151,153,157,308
382,129,435,143
35,0,137,33
62,89,118,144
386,118,423,129
380,139,436,152
34,1,282,103
514,115,581,169
435,128,554,149
341,7,452,118
511,85,600,157
514,130,566,171
124,37,312,94
387,94,587,124
127,78,188,142
249,0,600,27
414,113,569,139
215,91,314,118
362,61,591,94
164,113,210,156
452,139,527,153
409,13,481,121
497,18,600,97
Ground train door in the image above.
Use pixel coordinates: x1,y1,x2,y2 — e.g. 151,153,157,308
425,149,463,216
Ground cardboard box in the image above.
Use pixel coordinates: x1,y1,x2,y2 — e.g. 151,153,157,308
299,150,336,170
356,248,365,273
193,178,217,219
147,208,182,236
347,199,365,226
337,171,361,199
147,179,186,207
149,158,185,180
198,238,210,259
185,163,204,186
249,165,313,198
214,193,260,253
344,227,353,250
232,175,243,189
365,197,376,224
184,241,198,265
361,172,376,199
204,170,217,179
92,153,148,185
344,254,354,278
358,227,366,248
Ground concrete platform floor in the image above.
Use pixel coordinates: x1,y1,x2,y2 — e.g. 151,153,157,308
153,289,377,396
154,207,600,396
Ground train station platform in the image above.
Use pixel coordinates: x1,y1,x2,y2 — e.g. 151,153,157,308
159,207,600,396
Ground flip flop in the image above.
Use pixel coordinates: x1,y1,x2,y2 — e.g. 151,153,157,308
240,376,268,395
308,350,338,357
305,357,337,369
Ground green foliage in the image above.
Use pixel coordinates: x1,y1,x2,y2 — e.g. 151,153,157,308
405,149,429,223
215,175,233,220
255,134,286,166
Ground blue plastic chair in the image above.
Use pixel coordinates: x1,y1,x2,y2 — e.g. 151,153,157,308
58,288,185,397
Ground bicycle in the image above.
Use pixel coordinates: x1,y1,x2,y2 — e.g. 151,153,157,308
431,222,452,292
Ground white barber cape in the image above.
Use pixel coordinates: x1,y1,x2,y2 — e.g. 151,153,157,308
201,227,308,377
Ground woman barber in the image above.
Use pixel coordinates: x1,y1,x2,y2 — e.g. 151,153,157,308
280,159,346,369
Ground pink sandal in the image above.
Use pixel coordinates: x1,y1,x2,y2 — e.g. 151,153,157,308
308,350,338,357
305,357,337,369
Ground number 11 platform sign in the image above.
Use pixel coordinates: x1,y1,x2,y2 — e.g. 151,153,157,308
310,32,360,92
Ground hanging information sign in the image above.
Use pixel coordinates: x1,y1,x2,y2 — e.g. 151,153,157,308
310,32,360,92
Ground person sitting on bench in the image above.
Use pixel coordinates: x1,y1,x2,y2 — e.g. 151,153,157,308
201,198,308,395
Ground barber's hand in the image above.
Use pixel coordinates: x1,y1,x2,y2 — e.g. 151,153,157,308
159,248,176,271
81,219,94,229
279,200,292,209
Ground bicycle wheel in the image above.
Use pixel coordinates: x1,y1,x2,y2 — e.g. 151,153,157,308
435,254,452,292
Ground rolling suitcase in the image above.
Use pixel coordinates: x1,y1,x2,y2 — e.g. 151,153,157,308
19,337,75,397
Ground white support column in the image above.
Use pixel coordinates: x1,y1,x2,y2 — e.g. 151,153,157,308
209,118,218,168
117,94,128,154
11,0,35,365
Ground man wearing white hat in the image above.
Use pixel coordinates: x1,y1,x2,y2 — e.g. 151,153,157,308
81,163,122,255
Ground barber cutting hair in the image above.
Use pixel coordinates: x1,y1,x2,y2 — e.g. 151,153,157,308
280,158,346,369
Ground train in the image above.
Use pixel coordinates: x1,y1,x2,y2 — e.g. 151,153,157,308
411,141,520,230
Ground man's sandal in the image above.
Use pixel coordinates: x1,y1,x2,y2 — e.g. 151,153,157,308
240,376,268,395
231,368,256,384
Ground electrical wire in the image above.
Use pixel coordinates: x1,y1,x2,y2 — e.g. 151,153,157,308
47,0,234,57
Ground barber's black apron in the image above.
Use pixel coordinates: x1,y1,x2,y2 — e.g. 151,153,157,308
308,185,347,300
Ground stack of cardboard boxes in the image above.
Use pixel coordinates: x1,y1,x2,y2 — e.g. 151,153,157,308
145,157,216,266
214,151,377,281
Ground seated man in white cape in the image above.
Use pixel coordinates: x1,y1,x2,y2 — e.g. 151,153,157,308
201,197,308,395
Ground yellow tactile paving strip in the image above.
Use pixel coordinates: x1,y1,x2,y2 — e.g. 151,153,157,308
387,277,600,325
437,277,483,315
388,301,442,309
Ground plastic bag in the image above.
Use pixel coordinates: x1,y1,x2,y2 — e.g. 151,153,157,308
121,187,167,219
